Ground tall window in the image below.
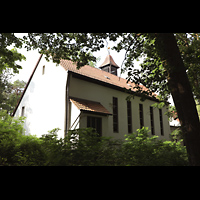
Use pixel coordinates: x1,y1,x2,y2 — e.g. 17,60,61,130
21,106,25,117
150,106,155,135
127,101,132,133
159,109,164,136
113,97,118,132
87,116,102,136
42,65,45,75
139,104,144,128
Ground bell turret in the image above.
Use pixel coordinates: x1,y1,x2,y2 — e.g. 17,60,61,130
99,55,119,76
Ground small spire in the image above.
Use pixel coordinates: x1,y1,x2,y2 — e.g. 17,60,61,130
99,54,120,76
99,55,120,69
107,47,110,55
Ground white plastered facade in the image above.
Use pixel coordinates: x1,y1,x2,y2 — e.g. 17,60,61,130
14,56,68,138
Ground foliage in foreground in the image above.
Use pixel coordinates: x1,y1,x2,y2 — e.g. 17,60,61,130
0,111,188,166
122,127,188,166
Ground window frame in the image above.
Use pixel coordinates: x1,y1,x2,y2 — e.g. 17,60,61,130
87,116,102,136
113,97,119,133
150,106,155,135
127,100,132,133
21,106,25,117
159,109,164,136
139,104,144,129
42,65,45,75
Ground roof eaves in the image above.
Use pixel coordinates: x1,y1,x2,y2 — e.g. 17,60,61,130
70,96,112,116
81,109,112,116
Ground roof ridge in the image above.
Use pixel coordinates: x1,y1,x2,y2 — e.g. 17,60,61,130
60,58,123,80
60,58,125,79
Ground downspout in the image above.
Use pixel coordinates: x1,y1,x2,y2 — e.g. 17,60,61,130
64,70,71,137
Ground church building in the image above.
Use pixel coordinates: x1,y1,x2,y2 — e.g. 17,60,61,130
12,54,171,140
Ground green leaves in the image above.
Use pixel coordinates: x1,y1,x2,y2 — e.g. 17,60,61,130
0,33,25,74
0,77,26,116
123,127,188,166
3,33,200,104
0,110,189,166
0,47,26,74
22,33,108,69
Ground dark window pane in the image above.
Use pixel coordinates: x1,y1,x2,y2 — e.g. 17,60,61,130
113,97,118,132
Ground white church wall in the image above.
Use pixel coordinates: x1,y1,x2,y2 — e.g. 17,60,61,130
15,56,68,138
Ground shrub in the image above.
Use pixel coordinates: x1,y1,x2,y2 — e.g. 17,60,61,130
39,128,122,166
18,134,45,166
40,128,69,166
122,127,189,166
0,110,189,166
0,110,45,166
0,110,25,165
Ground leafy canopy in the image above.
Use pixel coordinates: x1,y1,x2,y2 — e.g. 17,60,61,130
19,33,200,103
2,33,200,104
0,33,25,74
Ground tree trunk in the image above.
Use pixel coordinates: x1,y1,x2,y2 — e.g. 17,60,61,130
155,33,200,166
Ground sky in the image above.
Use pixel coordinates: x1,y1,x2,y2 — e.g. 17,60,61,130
11,33,174,106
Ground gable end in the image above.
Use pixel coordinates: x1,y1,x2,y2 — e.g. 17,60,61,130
12,54,43,117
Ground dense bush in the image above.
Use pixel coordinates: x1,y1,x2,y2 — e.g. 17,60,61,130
0,110,189,166
0,110,45,165
122,127,188,166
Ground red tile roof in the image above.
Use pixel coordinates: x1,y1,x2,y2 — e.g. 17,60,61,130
70,97,112,115
60,59,157,99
